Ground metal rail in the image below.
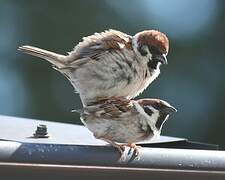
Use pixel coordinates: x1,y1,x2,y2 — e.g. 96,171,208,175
0,115,224,179
0,140,224,171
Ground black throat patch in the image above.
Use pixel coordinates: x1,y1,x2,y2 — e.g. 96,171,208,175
148,61,159,70
143,107,153,116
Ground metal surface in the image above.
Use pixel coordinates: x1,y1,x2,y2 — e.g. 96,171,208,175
0,115,185,145
0,115,217,150
0,140,224,171
0,162,225,180
0,115,224,179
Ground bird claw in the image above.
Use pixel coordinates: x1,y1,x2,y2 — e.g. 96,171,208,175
117,143,141,162
100,137,141,161
127,143,141,156
116,144,126,155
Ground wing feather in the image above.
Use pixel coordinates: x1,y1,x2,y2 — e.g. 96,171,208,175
67,29,132,63
83,97,138,119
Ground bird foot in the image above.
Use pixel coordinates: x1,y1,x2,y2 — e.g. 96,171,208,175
113,144,126,155
98,136,140,161
126,143,141,156
117,143,141,161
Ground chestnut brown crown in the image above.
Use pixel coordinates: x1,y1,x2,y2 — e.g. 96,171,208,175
138,98,177,115
136,30,169,54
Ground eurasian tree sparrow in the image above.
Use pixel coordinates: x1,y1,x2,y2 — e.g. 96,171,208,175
18,29,169,106
79,97,177,155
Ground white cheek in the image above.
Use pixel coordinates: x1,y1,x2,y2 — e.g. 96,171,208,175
147,107,160,125
132,35,139,55
133,102,159,130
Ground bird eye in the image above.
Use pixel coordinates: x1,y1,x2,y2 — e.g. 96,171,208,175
138,45,148,56
148,46,162,55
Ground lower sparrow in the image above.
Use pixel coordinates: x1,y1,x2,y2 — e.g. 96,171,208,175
79,97,177,155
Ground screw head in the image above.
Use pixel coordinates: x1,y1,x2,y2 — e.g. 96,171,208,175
33,124,49,138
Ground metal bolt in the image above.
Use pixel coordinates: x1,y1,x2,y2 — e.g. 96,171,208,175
33,124,49,138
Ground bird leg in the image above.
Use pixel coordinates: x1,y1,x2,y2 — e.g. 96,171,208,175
94,134,141,159
94,133,125,155
126,143,141,156
99,137,125,155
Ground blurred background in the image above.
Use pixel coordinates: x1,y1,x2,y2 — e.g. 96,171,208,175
0,0,225,148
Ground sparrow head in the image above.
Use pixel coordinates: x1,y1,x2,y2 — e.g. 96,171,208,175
137,98,176,130
133,30,169,69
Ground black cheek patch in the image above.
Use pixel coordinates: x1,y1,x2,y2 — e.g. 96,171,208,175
143,107,153,116
138,46,148,56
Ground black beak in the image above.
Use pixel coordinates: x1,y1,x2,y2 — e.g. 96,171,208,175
152,54,168,65
163,105,177,114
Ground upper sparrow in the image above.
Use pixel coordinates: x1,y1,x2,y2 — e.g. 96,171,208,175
79,97,177,155
18,29,169,106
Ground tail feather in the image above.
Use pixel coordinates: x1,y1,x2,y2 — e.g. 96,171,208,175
18,45,67,68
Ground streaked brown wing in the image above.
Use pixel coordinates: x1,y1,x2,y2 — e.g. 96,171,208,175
85,97,138,119
67,29,132,62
